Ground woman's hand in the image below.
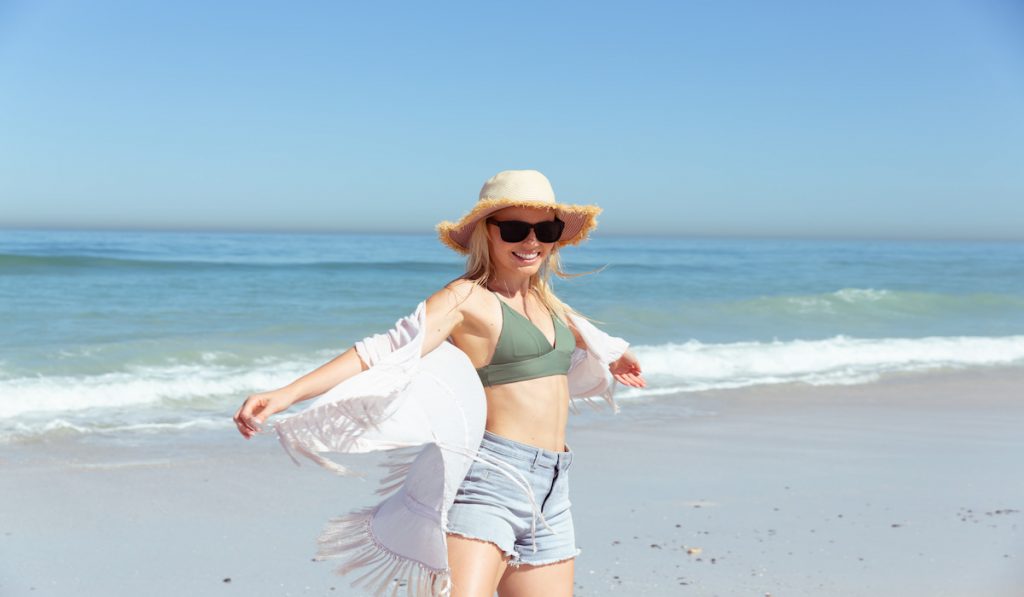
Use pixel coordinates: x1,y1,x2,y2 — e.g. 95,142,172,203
609,350,646,388
233,390,294,439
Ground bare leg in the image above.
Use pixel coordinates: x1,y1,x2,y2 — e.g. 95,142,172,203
497,558,575,597
447,533,509,597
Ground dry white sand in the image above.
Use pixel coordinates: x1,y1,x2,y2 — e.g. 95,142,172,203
2,367,1021,596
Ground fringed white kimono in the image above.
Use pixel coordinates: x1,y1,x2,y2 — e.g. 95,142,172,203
272,301,629,596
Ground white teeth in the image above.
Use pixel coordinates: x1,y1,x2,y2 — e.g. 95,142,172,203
513,251,539,260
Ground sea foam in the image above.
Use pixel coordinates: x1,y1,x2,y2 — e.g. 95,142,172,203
625,334,1024,395
3,335,1023,421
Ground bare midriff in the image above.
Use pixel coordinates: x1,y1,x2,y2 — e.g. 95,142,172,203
448,285,576,453
482,374,571,452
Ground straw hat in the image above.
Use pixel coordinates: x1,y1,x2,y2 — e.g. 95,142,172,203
436,170,601,254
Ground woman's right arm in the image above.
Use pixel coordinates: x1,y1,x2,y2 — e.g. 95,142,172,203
233,347,369,439
233,281,475,439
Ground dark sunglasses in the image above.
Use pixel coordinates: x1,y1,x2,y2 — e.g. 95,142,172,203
487,217,565,243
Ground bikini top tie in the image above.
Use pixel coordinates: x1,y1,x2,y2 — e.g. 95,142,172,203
475,294,575,387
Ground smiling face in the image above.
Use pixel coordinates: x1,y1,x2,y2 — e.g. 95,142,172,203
485,206,560,276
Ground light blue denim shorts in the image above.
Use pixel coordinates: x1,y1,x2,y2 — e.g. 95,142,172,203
446,430,579,567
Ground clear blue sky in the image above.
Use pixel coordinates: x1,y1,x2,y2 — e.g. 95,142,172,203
1,0,1022,239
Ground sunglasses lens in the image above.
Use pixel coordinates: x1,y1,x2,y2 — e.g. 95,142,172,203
497,221,531,243
488,218,565,243
534,219,565,243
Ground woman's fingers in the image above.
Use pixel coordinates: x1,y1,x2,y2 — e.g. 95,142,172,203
233,415,250,438
233,411,254,438
232,406,247,437
619,353,645,387
233,396,266,438
233,391,293,439
609,355,646,388
613,371,647,388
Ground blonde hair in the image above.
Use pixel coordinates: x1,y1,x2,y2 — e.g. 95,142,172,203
455,217,598,323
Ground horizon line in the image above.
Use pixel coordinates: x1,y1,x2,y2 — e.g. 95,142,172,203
1,224,1023,244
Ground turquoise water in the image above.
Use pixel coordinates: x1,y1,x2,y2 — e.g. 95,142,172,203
2,229,1024,442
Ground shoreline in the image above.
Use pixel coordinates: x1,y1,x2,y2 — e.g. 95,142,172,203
1,367,1021,596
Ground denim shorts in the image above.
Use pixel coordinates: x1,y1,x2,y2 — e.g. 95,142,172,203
446,430,579,567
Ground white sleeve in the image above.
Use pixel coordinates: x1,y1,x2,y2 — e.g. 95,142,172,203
565,313,629,412
354,303,425,367
273,302,429,473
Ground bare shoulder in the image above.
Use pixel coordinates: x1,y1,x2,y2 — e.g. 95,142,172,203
426,278,474,306
443,278,479,301
423,278,484,320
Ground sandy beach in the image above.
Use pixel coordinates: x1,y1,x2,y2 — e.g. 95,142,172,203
2,367,1021,596
5,0,1024,593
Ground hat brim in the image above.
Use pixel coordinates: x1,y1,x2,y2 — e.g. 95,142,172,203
436,198,601,254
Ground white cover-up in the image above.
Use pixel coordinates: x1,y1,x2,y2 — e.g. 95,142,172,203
272,301,629,596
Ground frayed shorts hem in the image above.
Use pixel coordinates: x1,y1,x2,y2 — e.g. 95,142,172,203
513,549,582,568
444,530,580,569
445,529,517,562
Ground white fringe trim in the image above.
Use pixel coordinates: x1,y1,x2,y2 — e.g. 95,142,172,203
273,372,411,476
376,446,424,497
316,506,452,597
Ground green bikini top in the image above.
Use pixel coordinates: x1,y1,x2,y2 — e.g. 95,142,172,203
476,294,575,387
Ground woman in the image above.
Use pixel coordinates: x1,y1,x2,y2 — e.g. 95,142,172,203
234,169,645,597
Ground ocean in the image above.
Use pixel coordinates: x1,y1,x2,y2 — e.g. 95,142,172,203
2,229,1023,444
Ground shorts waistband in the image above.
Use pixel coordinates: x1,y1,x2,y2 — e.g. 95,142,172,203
480,430,573,471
